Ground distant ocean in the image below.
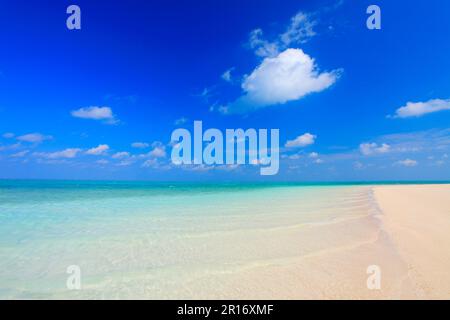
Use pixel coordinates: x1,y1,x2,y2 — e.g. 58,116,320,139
0,180,447,299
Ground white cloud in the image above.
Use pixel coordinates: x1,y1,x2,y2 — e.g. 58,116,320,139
16,133,52,143
280,12,316,46
248,11,316,58
71,106,117,124
309,152,319,158
0,143,21,151
354,161,364,170
288,153,302,160
221,68,234,82
86,144,109,155
149,146,166,158
116,160,134,167
359,143,391,156
392,98,450,118
285,133,316,148
197,87,214,103
2,132,14,139
226,49,339,113
174,117,188,126
35,148,81,159
10,150,29,158
395,159,418,167
96,159,109,165
216,164,241,171
248,29,280,58
112,151,130,159
142,158,158,168
131,142,149,149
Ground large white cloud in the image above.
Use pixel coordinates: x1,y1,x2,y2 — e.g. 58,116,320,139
225,49,339,113
392,98,450,118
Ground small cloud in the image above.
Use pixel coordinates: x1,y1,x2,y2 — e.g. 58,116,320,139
10,150,29,158
142,158,158,168
196,87,215,103
71,106,118,124
248,11,317,58
96,159,109,165
209,103,228,114
360,143,391,156
0,143,21,151
314,158,324,164
395,159,418,167
248,28,280,58
216,164,241,171
112,151,130,159
174,117,188,126
285,133,316,148
390,98,450,118
131,142,149,149
86,144,109,155
309,152,319,158
287,153,302,160
16,133,52,143
221,68,234,82
2,132,14,139
354,161,364,170
116,160,134,167
149,146,166,158
280,12,317,46
34,148,81,159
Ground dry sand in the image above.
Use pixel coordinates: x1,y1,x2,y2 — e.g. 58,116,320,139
374,184,450,299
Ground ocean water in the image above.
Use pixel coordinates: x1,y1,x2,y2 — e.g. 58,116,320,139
0,180,413,299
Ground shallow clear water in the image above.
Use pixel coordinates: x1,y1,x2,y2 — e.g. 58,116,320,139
0,180,391,299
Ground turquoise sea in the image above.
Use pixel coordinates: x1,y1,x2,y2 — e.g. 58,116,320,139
0,180,447,299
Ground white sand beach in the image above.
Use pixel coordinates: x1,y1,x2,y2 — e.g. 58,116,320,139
174,184,450,300
220,184,450,300
374,184,450,299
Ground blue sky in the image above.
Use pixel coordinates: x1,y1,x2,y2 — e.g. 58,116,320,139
1,0,450,181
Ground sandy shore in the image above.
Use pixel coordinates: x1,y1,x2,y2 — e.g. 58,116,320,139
205,184,450,300
374,184,450,299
